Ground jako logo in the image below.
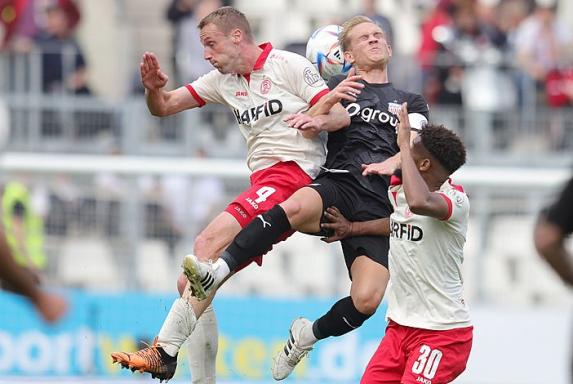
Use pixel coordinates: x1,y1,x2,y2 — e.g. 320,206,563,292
390,220,423,241
346,103,399,126
233,99,283,125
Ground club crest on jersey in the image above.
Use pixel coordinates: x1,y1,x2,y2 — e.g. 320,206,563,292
388,102,402,115
260,79,271,94
303,67,322,86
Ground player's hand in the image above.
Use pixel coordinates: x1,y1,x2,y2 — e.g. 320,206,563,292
327,68,364,104
140,52,169,91
33,291,68,324
362,156,400,176
284,113,324,133
321,206,353,243
396,102,411,150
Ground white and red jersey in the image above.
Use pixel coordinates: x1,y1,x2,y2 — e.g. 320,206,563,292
186,42,330,178
386,176,471,331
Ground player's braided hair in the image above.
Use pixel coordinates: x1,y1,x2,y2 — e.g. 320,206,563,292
419,124,466,174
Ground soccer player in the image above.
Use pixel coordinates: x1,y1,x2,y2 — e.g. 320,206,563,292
534,175,573,382
335,105,472,383
110,6,349,383
182,15,430,380
0,228,67,323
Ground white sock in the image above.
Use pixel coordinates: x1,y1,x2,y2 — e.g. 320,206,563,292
157,298,197,357
212,258,230,285
299,321,319,348
187,304,218,384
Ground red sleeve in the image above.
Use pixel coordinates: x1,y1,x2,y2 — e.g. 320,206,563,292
185,84,206,107
309,88,330,106
438,193,453,221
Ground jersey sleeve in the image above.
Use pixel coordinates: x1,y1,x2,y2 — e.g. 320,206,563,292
283,53,329,107
438,188,469,223
186,70,226,106
545,176,573,234
407,93,430,130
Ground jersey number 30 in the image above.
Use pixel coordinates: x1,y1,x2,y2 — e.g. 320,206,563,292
411,344,443,379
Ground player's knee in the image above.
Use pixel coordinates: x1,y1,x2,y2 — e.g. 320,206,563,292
177,273,188,296
280,199,302,220
352,288,384,315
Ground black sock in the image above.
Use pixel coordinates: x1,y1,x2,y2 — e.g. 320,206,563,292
312,296,373,340
220,205,291,272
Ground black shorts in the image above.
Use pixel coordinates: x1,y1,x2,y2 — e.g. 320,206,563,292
308,173,391,276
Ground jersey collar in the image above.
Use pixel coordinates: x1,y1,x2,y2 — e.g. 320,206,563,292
253,42,273,71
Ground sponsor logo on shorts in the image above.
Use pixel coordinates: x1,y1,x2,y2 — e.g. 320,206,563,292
245,197,260,210
416,377,432,384
234,206,247,218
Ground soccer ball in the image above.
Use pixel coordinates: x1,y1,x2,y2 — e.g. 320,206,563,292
306,25,352,81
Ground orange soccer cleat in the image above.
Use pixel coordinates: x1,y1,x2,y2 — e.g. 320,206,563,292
111,337,177,382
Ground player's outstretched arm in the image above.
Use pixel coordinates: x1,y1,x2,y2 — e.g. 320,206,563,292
141,52,201,116
307,69,364,117
397,103,449,219
320,206,390,243
284,103,350,139
0,230,68,323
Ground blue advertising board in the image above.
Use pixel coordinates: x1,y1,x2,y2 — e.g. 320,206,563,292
0,291,388,382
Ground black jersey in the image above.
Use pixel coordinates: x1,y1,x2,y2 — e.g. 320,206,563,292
323,75,429,196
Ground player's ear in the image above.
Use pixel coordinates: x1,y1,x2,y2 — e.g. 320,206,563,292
418,158,431,172
231,28,241,43
344,50,354,65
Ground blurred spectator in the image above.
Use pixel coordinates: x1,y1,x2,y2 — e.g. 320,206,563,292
1,181,47,282
166,0,226,84
513,0,573,107
34,0,88,94
420,0,510,106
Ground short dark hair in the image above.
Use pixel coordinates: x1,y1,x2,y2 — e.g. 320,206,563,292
419,124,466,174
198,6,253,41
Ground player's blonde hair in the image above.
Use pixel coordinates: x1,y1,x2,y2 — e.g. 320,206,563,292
198,6,254,41
338,15,380,52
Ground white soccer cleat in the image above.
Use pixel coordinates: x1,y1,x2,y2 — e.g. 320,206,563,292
271,318,314,381
181,254,217,301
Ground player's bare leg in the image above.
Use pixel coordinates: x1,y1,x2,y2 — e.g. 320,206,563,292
183,188,325,295
111,212,241,382
272,257,389,380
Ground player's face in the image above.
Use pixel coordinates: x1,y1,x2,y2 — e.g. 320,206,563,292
345,22,391,69
200,23,241,74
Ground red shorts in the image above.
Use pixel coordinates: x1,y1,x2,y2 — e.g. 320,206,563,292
361,320,473,384
224,161,312,267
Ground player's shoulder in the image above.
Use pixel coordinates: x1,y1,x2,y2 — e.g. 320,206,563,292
442,180,469,207
395,88,428,114
267,48,310,66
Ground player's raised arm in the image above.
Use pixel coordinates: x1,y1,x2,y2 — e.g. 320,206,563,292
284,102,350,138
141,52,201,116
397,103,449,219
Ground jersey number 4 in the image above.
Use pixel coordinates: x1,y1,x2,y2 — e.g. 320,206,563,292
254,186,276,203
411,344,443,379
